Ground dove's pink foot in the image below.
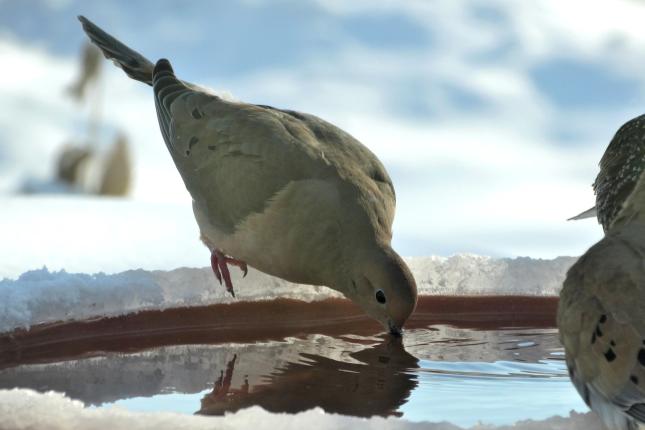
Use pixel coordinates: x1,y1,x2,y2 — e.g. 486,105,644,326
210,249,248,297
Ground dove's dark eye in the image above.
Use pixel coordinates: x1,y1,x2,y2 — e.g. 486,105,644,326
375,289,386,304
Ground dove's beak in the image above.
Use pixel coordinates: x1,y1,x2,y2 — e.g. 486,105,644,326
388,320,402,337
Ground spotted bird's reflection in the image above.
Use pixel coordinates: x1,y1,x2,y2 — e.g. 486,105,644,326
199,336,419,417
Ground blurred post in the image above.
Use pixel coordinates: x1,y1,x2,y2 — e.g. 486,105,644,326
51,41,133,197
98,133,132,196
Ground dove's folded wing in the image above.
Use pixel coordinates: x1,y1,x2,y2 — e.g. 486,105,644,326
560,231,645,427
152,62,395,237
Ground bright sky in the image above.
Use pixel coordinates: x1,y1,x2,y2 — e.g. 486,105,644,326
2,0,645,259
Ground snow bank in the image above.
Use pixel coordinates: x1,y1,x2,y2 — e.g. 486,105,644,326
0,255,576,333
0,266,342,333
408,255,575,296
0,389,602,430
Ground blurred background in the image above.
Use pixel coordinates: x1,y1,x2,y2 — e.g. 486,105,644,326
2,0,644,274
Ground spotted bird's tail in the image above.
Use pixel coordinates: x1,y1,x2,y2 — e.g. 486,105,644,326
78,15,155,86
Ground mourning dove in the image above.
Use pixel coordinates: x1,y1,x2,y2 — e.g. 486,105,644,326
78,16,417,335
569,115,645,232
558,168,645,429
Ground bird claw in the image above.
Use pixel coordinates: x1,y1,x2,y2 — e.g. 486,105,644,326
210,249,247,297
210,252,222,285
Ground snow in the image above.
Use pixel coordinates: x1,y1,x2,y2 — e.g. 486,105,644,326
0,254,576,334
407,255,575,296
0,266,342,333
0,388,603,430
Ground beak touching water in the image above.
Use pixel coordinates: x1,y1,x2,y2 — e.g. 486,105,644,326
388,320,402,337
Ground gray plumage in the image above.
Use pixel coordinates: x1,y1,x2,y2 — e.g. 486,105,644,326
78,16,417,334
559,170,645,430
79,17,154,86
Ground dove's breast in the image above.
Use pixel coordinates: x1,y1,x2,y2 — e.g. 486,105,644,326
193,177,348,287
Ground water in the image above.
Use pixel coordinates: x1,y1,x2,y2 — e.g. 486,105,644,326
0,299,589,428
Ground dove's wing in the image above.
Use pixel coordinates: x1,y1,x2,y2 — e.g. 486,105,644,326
151,60,395,238
611,170,645,231
559,226,645,428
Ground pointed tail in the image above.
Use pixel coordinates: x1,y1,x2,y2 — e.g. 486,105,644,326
78,15,154,86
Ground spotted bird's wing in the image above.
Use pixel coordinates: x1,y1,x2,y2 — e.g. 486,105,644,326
559,231,645,427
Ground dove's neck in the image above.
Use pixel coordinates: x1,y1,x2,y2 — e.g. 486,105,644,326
335,242,407,289
330,242,384,290
610,170,645,230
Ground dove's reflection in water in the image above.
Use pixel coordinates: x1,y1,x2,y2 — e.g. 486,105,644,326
199,336,418,417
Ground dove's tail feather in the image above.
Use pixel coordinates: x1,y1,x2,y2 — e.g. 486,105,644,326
568,206,597,221
152,59,190,153
78,15,155,86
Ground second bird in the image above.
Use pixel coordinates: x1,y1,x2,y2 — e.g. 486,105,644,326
78,16,418,336
570,114,645,232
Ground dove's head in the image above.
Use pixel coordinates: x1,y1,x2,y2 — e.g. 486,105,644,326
344,245,418,336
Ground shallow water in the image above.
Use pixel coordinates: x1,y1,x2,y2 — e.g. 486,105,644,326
0,297,588,427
